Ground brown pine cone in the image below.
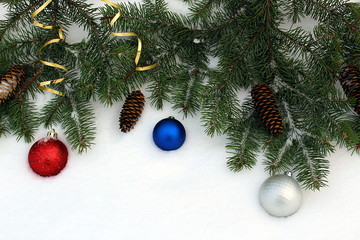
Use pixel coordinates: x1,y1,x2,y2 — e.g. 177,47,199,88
119,90,145,133
251,83,284,136
339,65,360,115
0,65,26,104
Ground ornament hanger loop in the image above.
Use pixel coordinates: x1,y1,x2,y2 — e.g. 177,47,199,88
47,129,58,139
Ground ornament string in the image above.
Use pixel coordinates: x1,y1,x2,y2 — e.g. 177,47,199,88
102,0,157,71
31,0,68,96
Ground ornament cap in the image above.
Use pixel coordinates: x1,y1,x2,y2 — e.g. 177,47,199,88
168,116,175,119
285,171,293,178
47,129,58,139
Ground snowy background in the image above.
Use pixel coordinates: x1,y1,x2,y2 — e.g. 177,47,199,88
1,1,360,239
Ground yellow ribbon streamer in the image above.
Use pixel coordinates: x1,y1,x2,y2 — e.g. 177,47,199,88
31,0,68,96
102,0,157,71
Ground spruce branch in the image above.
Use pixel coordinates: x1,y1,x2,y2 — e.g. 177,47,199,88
263,133,294,175
293,135,330,190
0,105,10,137
1,37,48,52
275,28,338,77
201,71,241,136
190,0,212,20
0,0,22,4
61,96,96,153
226,110,268,171
229,26,265,74
15,65,44,98
0,0,44,40
147,70,172,109
39,96,67,128
307,0,358,30
171,68,205,117
62,0,99,31
7,98,38,142
0,0,358,189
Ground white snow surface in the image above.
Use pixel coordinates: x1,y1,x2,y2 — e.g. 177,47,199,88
1,1,360,239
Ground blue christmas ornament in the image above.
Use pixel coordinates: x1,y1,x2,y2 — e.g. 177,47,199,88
152,117,186,151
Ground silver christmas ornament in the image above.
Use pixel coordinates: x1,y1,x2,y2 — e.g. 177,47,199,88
259,171,303,217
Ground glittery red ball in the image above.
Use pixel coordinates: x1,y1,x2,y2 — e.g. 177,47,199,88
28,137,68,177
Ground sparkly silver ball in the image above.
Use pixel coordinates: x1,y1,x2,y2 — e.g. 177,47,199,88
259,172,303,217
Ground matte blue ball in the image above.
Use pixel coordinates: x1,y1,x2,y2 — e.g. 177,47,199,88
152,117,186,151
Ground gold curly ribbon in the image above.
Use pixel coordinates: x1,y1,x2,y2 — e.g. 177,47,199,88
102,0,157,71
31,0,68,96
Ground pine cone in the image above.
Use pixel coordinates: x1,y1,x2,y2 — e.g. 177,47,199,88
0,65,26,104
251,83,284,136
119,90,145,133
339,65,360,115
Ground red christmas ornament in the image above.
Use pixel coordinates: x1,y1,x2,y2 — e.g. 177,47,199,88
28,129,68,177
